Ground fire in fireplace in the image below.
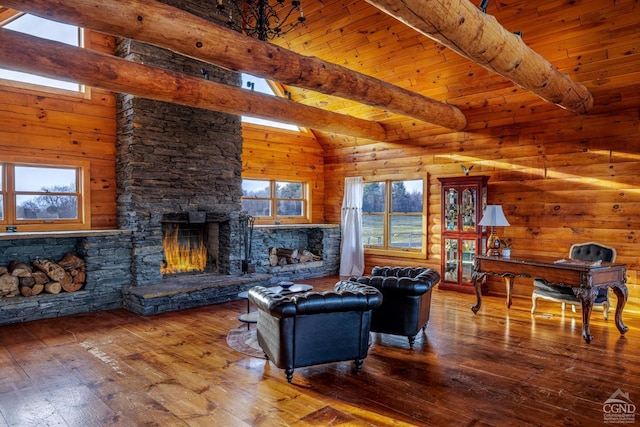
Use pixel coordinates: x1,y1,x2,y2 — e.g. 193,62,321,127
160,212,224,275
161,223,207,274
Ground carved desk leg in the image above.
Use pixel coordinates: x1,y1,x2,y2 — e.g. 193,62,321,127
611,283,629,336
471,271,486,314
504,275,514,309
574,287,597,344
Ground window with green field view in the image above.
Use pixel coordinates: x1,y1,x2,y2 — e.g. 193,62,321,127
242,179,308,220
363,179,425,252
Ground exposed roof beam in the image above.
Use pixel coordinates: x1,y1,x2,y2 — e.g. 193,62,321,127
367,0,593,114
0,29,388,141
1,0,467,130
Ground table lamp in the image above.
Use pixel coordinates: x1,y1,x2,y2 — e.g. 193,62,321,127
479,205,510,256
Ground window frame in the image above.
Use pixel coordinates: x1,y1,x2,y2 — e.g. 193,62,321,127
0,12,89,98
362,178,427,259
0,156,91,232
241,178,310,224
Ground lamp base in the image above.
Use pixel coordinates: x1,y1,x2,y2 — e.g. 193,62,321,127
486,228,501,256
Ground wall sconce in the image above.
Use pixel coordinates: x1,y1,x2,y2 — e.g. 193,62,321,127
479,205,510,256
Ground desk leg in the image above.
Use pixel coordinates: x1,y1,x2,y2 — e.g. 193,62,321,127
504,276,514,309
471,272,485,314
611,283,629,336
575,288,597,344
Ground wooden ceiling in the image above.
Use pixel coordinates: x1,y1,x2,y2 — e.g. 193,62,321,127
266,0,640,148
1,0,637,150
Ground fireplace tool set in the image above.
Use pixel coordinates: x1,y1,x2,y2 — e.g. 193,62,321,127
240,213,255,273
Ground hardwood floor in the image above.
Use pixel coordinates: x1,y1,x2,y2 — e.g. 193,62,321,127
0,276,638,426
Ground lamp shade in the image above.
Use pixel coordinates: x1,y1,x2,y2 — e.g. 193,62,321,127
479,205,510,227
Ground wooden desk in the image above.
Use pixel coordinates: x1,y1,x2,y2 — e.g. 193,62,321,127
471,255,628,343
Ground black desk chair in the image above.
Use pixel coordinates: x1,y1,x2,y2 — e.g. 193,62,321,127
531,242,615,319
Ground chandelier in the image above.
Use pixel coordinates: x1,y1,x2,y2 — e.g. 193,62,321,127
216,0,307,41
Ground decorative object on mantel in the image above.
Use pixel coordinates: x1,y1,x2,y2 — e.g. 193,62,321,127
0,253,86,298
215,0,306,41
479,205,510,256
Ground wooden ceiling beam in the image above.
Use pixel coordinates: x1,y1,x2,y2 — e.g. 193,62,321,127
0,29,387,141
366,0,593,114
1,0,467,130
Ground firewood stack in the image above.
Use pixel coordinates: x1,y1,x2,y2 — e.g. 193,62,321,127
268,248,321,267
0,253,86,298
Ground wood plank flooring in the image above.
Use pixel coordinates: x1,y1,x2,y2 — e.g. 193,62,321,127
0,276,638,426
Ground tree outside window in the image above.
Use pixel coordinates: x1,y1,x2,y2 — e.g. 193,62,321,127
242,179,308,221
363,179,424,252
0,162,87,230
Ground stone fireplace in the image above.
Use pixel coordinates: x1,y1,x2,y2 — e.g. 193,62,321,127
115,35,244,287
0,0,338,325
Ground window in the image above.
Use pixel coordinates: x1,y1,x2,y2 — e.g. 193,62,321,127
0,160,90,231
0,13,83,92
242,179,308,222
241,73,301,132
363,179,425,254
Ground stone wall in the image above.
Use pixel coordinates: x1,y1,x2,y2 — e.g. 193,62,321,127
250,225,341,281
115,15,244,285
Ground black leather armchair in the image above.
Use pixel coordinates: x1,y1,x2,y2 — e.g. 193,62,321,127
349,266,441,348
531,242,615,319
248,281,382,383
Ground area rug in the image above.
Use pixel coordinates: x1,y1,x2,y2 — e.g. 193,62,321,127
226,325,265,358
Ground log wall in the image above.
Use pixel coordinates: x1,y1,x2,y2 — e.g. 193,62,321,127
323,109,640,304
0,29,117,229
241,125,326,224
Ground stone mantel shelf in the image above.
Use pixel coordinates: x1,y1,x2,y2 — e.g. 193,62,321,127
254,224,339,230
0,229,132,240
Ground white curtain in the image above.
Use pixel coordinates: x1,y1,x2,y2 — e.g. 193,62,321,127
340,176,364,276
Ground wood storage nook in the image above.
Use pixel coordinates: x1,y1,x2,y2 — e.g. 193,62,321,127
0,253,87,298
269,247,321,267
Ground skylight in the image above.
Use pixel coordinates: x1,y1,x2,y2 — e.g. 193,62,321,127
241,73,300,132
0,14,82,92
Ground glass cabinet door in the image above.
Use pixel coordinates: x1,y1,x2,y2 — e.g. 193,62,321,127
444,238,459,282
461,187,477,231
444,188,459,231
461,239,477,283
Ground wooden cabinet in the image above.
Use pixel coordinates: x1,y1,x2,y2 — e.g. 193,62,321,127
438,176,489,293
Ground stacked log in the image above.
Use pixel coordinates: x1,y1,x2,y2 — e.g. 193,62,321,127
269,248,321,267
0,253,86,298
